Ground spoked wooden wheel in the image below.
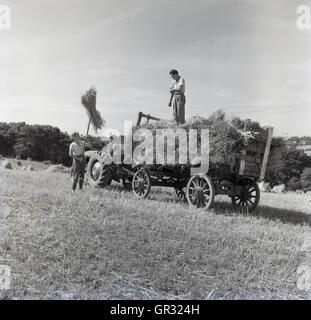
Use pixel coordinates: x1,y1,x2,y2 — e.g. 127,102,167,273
132,169,151,199
174,187,186,202
231,181,260,213
186,175,215,210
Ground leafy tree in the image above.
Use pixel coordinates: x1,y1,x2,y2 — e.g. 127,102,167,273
0,122,98,166
266,147,311,187
287,177,302,191
301,168,311,190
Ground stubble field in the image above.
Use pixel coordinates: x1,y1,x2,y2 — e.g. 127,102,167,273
0,162,311,300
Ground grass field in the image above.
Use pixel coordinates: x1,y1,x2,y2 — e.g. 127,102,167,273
0,162,311,300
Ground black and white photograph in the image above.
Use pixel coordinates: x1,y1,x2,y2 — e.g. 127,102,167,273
0,0,311,304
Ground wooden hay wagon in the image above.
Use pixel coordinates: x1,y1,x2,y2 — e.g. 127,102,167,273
131,128,273,212
85,112,273,212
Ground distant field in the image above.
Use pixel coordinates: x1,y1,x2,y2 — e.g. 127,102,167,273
296,145,311,151
0,162,311,300
1,158,54,171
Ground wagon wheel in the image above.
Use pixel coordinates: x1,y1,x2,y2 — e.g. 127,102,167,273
231,181,260,213
174,187,187,202
132,169,151,199
186,175,215,210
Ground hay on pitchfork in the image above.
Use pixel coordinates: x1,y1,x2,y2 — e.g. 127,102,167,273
81,87,105,134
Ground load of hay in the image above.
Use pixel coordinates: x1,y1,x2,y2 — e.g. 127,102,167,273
132,110,269,177
2,160,13,169
259,181,271,193
271,184,286,194
45,164,70,174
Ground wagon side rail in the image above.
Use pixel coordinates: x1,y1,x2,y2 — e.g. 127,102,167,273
259,127,273,180
238,126,273,180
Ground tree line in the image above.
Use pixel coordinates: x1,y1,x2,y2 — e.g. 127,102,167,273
266,139,311,191
0,122,104,167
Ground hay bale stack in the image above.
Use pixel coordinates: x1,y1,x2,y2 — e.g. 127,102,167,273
259,181,271,193
2,160,13,169
16,160,22,166
296,190,304,195
271,184,286,194
45,164,70,174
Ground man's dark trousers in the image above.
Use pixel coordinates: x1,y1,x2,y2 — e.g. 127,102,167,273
72,157,86,190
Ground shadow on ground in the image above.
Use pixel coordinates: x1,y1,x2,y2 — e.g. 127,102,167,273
88,184,311,227
210,200,311,227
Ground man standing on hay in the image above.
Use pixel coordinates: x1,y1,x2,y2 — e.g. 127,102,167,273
69,132,87,191
168,69,186,124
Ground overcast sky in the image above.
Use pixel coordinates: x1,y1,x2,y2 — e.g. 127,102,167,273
0,0,310,136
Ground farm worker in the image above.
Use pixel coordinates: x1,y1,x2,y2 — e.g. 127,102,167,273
106,135,115,156
168,69,186,124
69,132,86,191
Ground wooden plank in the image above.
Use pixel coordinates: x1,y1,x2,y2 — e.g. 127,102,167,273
245,161,260,168
247,142,266,154
244,166,260,174
260,127,274,181
238,149,247,175
245,167,260,173
244,170,260,177
245,155,262,164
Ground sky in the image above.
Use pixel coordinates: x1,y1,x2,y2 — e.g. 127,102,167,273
0,0,311,137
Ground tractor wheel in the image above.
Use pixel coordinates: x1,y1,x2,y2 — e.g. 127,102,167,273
132,169,151,199
86,156,111,188
231,180,260,213
186,174,215,210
